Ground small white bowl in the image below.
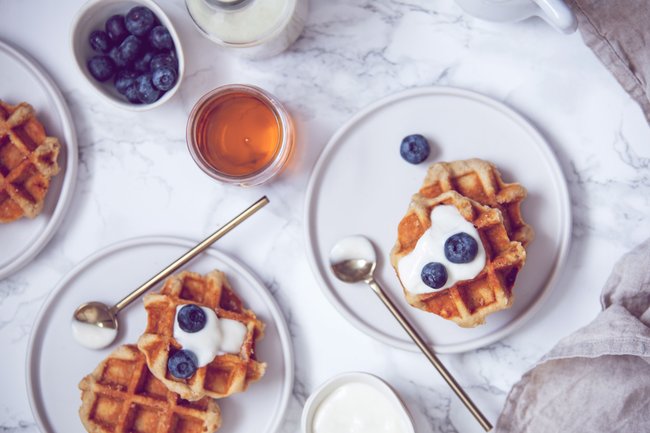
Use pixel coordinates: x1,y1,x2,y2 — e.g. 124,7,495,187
70,0,185,111
301,372,416,433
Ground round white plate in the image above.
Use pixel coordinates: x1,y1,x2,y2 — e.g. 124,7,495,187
305,86,571,353
0,39,78,279
26,236,293,433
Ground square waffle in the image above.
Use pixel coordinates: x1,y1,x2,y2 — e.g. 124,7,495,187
390,190,527,327
418,158,534,247
137,270,266,401
79,344,222,433
0,100,60,223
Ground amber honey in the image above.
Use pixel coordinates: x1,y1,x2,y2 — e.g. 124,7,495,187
188,85,293,186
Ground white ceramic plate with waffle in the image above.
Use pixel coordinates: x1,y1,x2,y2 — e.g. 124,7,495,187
0,39,78,279
26,236,293,433
305,86,571,353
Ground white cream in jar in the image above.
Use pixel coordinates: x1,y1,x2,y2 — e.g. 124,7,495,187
311,382,411,433
185,0,307,58
173,304,247,366
398,205,486,294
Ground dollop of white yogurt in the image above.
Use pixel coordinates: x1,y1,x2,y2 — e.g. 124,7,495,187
398,205,486,294
329,235,376,265
312,382,411,433
71,321,118,350
173,305,247,367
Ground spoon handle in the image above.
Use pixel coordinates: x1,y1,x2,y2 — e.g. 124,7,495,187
366,278,493,432
111,196,270,313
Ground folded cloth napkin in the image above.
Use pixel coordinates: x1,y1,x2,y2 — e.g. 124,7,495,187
569,0,650,124
496,239,650,433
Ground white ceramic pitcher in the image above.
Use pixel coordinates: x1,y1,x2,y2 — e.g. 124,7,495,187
454,0,577,34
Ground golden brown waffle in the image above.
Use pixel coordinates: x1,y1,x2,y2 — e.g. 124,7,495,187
418,159,534,247
138,270,266,401
390,190,526,327
79,345,222,433
0,100,60,223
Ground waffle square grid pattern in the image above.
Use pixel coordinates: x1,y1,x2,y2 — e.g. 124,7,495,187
0,100,60,223
391,159,533,328
137,270,266,401
79,345,222,433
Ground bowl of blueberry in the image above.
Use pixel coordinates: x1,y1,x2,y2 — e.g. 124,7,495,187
71,0,184,110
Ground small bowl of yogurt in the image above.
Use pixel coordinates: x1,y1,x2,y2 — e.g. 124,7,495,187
301,372,416,433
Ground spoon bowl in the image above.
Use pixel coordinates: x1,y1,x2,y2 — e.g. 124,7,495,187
330,259,375,283
73,302,118,330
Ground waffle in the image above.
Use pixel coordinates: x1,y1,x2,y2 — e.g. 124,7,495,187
418,159,534,247
390,190,526,327
79,345,222,433
138,270,266,401
0,100,60,223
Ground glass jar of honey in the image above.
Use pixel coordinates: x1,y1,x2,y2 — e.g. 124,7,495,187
186,84,294,186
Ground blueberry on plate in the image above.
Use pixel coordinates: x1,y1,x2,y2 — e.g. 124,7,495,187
177,305,207,333
421,262,447,289
444,232,479,264
114,69,138,95
117,35,144,66
400,134,430,164
89,30,112,53
124,84,141,104
133,50,156,73
125,6,156,37
152,66,177,91
87,55,116,82
135,73,161,103
105,14,129,45
167,350,198,379
150,52,176,71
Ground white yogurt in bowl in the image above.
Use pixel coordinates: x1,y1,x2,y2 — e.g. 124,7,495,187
301,372,415,433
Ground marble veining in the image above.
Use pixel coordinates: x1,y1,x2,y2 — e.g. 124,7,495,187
1,0,650,432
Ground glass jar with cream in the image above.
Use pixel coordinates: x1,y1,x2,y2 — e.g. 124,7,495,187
185,0,308,58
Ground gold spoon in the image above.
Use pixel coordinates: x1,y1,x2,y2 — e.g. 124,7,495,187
329,235,492,432
72,196,269,350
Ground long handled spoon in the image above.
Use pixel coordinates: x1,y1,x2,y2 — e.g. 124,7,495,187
72,196,269,350
329,235,493,432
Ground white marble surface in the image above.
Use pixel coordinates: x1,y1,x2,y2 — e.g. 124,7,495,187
2,0,650,432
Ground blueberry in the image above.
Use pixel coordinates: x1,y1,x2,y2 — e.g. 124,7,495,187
444,232,479,264
177,305,207,333
133,51,156,73
421,262,447,289
87,55,116,82
400,134,430,164
124,84,141,104
135,73,161,103
105,14,128,45
108,47,129,69
125,6,156,37
152,66,177,91
167,350,198,379
89,30,112,53
117,35,144,66
114,69,138,95
150,52,176,71
148,25,173,50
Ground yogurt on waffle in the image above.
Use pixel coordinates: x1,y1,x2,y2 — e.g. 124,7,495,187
173,305,247,366
398,205,486,294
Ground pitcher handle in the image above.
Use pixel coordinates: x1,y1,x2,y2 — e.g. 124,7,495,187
532,0,577,34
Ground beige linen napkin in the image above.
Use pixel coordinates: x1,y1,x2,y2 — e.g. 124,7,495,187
569,0,650,123
496,238,650,432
